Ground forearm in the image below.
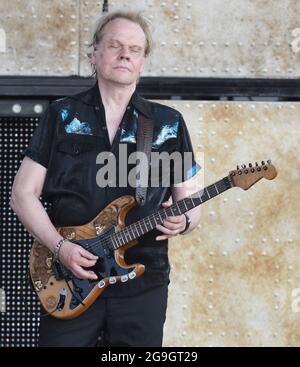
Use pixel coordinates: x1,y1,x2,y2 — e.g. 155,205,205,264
10,192,63,252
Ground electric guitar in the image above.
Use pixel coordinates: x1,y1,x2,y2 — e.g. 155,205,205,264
29,160,277,319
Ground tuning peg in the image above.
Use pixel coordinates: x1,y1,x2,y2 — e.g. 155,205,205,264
242,164,246,169
249,163,252,168
261,160,265,165
237,165,239,170
255,162,258,166
267,159,271,164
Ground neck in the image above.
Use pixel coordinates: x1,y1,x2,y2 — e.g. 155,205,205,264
97,79,136,111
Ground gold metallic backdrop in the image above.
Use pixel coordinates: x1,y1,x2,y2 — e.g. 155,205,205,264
0,0,299,78
160,100,300,346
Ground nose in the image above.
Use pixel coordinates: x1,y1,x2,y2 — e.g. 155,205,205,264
119,46,130,61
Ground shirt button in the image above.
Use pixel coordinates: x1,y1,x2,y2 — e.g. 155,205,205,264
102,126,107,130
95,106,100,111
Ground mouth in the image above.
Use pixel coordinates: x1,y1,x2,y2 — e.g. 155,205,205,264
114,66,131,72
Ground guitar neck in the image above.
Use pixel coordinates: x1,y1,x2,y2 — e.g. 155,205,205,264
110,176,233,249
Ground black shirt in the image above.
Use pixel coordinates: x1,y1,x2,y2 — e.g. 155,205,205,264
23,82,200,297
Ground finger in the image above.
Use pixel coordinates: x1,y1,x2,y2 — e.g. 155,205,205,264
156,234,171,241
79,248,98,260
156,224,179,236
160,219,182,230
73,264,98,280
77,257,97,268
165,216,183,223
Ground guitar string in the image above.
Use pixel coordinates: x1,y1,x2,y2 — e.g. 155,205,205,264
69,178,231,255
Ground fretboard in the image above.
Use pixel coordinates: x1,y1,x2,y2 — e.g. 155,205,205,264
109,176,232,250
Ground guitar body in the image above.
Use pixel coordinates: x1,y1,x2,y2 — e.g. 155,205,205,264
29,195,145,320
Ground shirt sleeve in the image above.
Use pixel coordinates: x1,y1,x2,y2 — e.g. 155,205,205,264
22,103,57,169
171,113,201,185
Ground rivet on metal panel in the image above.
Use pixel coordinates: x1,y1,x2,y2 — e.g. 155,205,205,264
209,211,215,217
208,318,213,323
209,251,214,256
249,224,254,230
12,104,21,114
223,198,228,203
186,67,191,72
208,291,213,296
209,278,214,283
186,15,191,20
211,158,215,163
235,238,240,243
248,251,253,256
212,42,217,47
209,265,214,270
199,41,204,47
224,144,229,149
238,42,243,47
173,67,178,72
208,304,213,310
222,251,227,256
225,42,229,47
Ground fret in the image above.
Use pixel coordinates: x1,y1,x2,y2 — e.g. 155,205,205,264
183,199,188,211
205,187,211,199
140,219,148,234
214,183,219,194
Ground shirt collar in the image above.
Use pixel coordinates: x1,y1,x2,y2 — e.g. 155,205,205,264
79,81,152,119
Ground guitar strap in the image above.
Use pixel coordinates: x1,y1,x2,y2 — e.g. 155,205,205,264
135,113,154,206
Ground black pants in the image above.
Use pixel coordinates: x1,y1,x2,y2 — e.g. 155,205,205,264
39,284,168,347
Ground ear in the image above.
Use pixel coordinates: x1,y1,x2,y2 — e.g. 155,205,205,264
90,44,97,65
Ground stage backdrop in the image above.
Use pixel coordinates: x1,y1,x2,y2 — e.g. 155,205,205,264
0,0,299,347
0,0,299,79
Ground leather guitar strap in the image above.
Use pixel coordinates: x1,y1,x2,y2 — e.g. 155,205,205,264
135,113,154,206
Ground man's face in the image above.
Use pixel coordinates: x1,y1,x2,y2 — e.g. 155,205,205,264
92,18,146,87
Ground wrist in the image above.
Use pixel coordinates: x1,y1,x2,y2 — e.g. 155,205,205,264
179,213,191,235
52,238,68,263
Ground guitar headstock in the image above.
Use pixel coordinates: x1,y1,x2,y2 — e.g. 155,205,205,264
229,160,277,190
